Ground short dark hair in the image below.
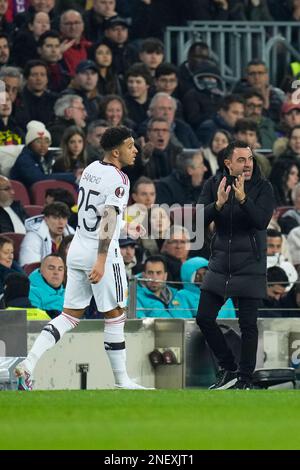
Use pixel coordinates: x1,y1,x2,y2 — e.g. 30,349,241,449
144,255,168,272
87,119,110,134
155,63,178,79
222,140,251,160
38,30,61,48
220,94,244,111
41,253,65,265
243,89,264,102
0,234,13,248
132,176,155,194
125,62,153,86
267,229,282,239
23,59,48,78
140,37,164,54
247,59,267,71
267,266,289,286
43,201,70,218
101,126,133,151
234,118,258,135
45,188,75,209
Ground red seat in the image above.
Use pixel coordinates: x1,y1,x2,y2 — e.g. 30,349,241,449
23,262,41,275
1,232,25,261
24,204,44,218
30,180,78,205
10,179,30,205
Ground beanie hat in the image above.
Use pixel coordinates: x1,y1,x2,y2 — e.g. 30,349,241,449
25,120,51,145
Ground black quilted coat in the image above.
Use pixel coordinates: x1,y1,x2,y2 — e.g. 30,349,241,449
198,161,274,299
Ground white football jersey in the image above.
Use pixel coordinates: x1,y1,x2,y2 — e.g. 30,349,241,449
71,161,129,260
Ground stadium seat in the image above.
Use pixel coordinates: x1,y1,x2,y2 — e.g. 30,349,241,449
23,262,41,276
10,180,30,205
1,232,25,261
30,180,78,205
24,205,44,218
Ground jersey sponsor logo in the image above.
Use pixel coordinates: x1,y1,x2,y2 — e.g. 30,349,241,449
115,186,125,198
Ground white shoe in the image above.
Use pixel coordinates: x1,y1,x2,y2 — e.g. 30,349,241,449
14,361,33,391
115,380,155,390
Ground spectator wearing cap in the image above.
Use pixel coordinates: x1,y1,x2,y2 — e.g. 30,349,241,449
197,94,245,146
14,59,57,131
277,101,300,141
182,60,225,130
37,30,70,93
48,94,87,146
103,15,139,78
119,237,144,279
139,38,164,78
19,201,75,266
62,60,101,122
243,89,277,149
60,9,92,77
10,120,77,188
83,0,118,43
233,59,284,123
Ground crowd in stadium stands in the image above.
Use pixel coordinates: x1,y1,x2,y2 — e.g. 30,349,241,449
1,0,300,320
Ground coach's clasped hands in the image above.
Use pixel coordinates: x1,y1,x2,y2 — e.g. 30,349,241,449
232,174,246,203
216,175,246,210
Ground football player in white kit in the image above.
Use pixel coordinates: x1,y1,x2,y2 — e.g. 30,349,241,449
15,126,152,390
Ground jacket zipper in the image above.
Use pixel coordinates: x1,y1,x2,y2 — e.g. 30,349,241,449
224,193,233,300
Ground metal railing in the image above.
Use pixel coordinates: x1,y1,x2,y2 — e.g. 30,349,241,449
128,277,300,319
164,22,300,86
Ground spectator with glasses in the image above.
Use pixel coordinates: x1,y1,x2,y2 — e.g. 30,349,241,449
59,9,92,77
160,225,191,284
142,117,182,180
234,59,284,123
243,89,277,149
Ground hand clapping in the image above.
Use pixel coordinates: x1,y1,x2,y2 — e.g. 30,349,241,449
232,174,246,202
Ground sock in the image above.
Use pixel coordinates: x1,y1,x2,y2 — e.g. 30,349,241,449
24,312,80,374
104,312,130,386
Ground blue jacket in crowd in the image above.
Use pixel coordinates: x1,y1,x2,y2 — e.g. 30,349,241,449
29,268,65,315
136,279,192,319
174,257,236,318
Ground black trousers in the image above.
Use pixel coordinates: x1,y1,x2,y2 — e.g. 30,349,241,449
196,290,261,381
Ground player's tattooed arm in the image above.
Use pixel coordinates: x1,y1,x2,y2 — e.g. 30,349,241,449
98,205,118,254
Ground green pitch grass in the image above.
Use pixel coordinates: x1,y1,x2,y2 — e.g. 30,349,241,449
0,389,300,450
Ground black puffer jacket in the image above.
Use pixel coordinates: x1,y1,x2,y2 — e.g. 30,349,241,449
198,161,274,299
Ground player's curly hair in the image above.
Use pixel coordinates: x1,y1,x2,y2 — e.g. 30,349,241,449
101,126,133,151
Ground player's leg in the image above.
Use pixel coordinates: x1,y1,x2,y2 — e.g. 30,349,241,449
15,268,92,390
94,260,153,389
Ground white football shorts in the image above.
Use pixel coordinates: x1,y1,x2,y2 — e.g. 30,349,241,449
63,258,128,312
